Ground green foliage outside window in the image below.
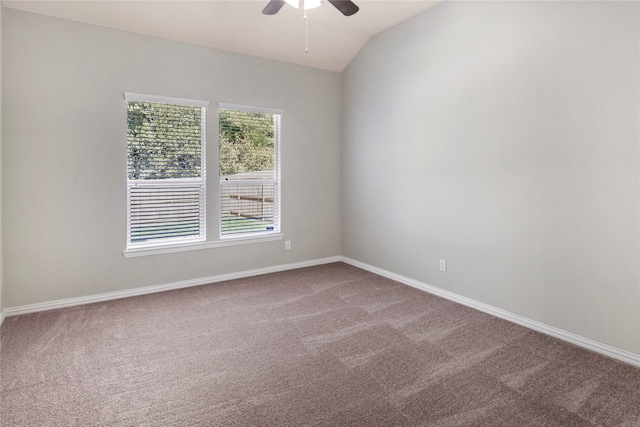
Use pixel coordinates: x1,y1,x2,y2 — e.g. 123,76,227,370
219,109,275,177
127,101,202,180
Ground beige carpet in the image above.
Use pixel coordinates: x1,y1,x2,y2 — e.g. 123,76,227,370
1,262,639,426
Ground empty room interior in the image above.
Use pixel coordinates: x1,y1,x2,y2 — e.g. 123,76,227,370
1,0,639,425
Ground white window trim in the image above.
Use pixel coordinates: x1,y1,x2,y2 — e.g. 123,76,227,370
124,92,209,108
123,233,284,258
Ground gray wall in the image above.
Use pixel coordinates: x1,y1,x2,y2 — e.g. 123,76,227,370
342,1,640,353
2,9,342,307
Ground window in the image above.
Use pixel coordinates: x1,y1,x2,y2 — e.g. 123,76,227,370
219,104,282,238
125,93,208,249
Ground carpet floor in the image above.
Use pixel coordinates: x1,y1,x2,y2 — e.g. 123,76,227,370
1,262,639,426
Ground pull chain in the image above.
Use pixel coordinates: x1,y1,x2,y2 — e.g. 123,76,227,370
304,8,309,53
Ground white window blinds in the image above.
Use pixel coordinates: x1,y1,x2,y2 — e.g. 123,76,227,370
126,93,208,248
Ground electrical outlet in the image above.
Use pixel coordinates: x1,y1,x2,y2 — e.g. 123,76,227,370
285,241,291,250
439,259,447,272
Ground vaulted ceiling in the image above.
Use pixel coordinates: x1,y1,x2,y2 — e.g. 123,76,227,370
3,0,440,72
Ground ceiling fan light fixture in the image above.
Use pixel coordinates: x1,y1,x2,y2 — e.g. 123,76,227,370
262,0,357,16
304,0,322,10
283,0,322,9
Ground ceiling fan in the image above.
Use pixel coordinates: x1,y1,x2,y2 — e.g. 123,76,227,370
262,0,360,17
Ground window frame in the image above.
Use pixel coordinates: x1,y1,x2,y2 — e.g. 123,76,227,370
218,103,283,240
124,92,209,252
122,96,284,258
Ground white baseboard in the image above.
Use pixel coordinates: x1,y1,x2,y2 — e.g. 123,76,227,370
3,255,639,368
340,256,640,368
1,256,342,319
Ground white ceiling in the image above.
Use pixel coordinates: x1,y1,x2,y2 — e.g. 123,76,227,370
3,0,440,72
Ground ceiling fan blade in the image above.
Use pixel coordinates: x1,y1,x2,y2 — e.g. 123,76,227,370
262,0,286,15
327,0,359,16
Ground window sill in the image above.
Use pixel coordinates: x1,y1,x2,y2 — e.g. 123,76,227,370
123,233,284,258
